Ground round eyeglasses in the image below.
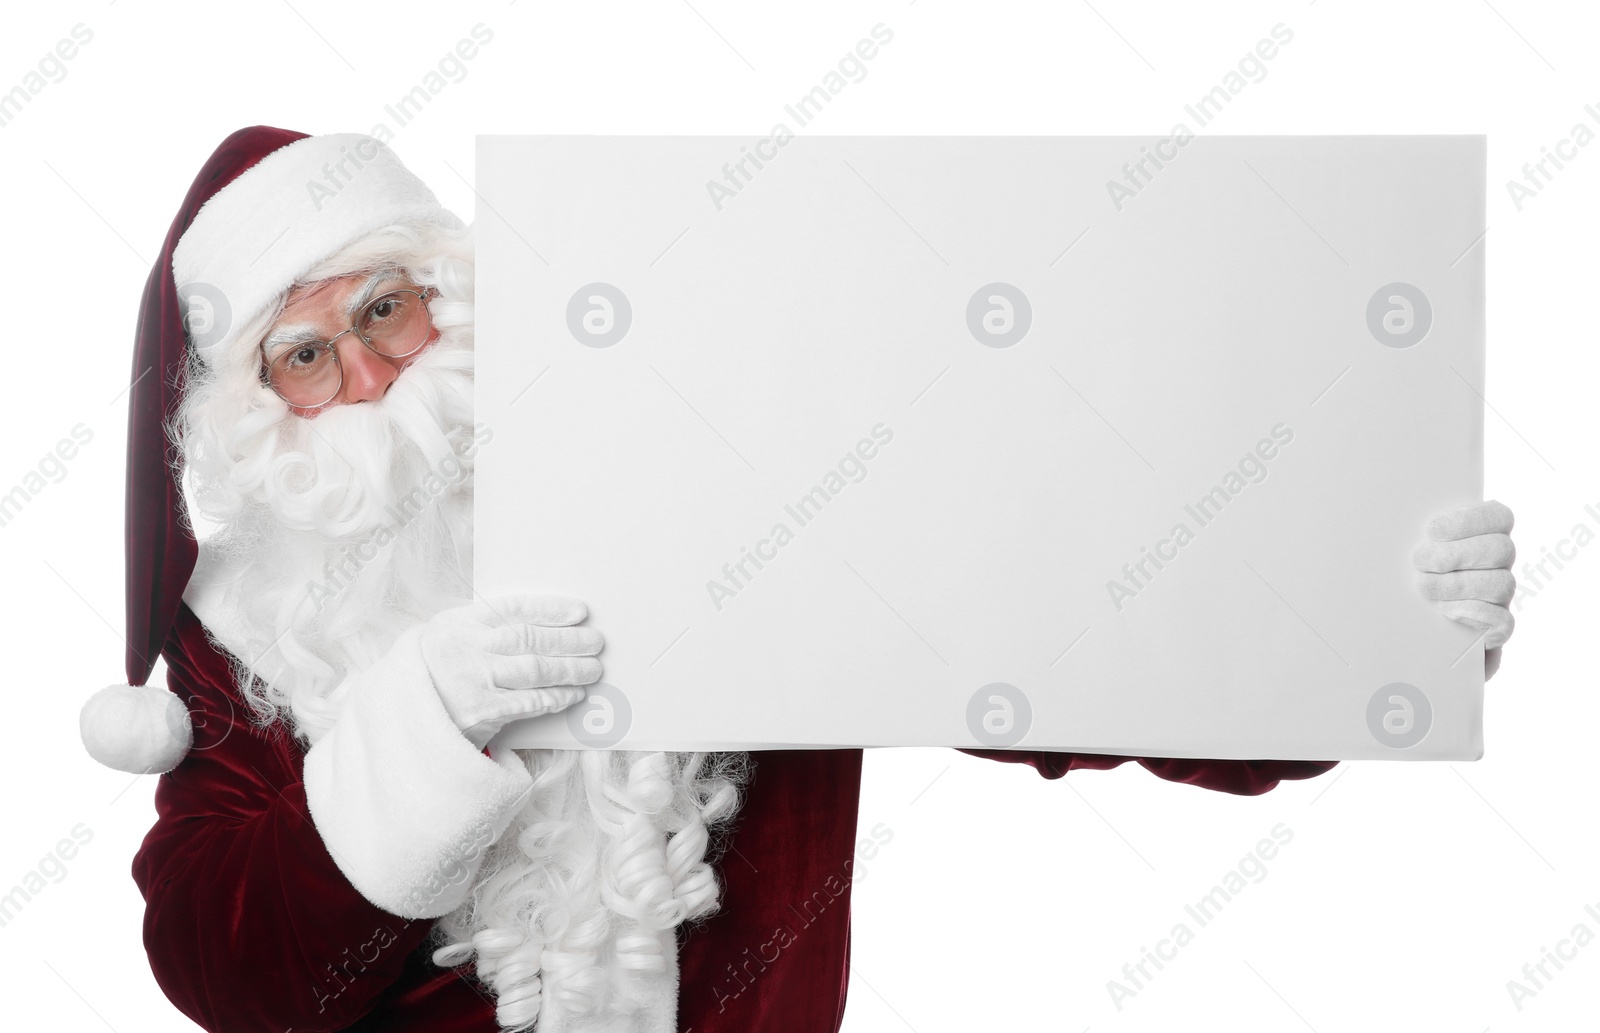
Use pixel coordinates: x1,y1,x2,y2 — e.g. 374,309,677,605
259,284,439,408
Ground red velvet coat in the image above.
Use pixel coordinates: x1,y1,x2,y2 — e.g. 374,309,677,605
132,601,1338,1032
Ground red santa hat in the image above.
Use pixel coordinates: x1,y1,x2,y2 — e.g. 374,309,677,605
79,125,465,774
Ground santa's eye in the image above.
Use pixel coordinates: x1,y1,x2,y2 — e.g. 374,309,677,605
364,295,408,329
276,343,330,376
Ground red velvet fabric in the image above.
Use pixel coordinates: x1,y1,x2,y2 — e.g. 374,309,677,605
133,602,1337,1031
125,125,309,686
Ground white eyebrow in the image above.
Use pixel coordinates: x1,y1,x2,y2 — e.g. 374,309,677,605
341,268,403,320
261,269,404,358
262,322,319,355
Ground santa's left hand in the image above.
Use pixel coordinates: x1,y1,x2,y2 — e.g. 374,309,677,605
1411,499,1516,680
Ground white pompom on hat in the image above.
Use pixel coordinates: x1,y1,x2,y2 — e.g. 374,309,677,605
81,684,194,775
79,126,462,775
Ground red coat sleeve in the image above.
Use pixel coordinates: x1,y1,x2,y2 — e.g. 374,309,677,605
955,749,1338,796
130,604,436,1032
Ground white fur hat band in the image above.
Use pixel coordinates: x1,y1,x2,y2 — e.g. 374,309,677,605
171,133,464,365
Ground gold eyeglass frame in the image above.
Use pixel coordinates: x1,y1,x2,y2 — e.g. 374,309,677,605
258,284,439,408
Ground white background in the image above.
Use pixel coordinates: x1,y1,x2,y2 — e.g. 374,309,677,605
0,1,1593,1030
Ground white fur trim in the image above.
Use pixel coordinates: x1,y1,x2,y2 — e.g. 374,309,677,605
302,624,534,920
183,542,682,1029
79,683,192,774
186,542,529,917
172,133,464,366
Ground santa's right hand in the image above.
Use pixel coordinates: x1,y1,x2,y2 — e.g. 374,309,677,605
416,594,603,750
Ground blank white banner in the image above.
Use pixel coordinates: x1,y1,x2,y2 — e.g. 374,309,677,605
474,134,1485,760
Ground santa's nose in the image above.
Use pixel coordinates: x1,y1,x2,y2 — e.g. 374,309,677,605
339,340,401,403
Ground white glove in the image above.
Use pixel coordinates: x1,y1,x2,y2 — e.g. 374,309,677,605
301,592,605,919
419,593,604,750
1412,499,1516,679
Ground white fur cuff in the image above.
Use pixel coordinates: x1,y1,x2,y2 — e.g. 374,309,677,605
303,629,532,919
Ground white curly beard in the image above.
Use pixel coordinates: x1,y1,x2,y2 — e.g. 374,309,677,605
183,309,746,1032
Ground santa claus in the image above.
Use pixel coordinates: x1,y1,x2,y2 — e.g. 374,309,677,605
78,127,1516,1033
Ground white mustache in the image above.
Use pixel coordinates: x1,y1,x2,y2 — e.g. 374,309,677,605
260,325,476,539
